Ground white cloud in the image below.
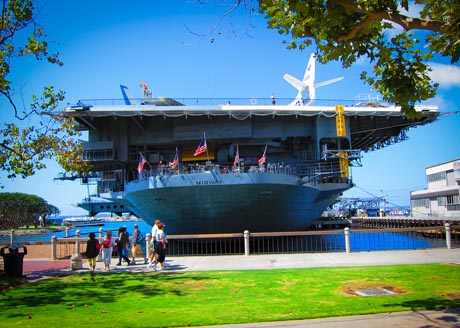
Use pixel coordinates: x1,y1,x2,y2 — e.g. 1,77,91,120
428,63,460,89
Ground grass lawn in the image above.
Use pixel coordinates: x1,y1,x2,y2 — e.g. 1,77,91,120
1,263,459,327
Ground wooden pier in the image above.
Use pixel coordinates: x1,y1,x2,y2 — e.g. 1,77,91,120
351,216,460,229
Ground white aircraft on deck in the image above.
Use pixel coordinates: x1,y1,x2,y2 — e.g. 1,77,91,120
284,53,344,106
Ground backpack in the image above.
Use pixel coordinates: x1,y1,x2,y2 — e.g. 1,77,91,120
136,230,144,244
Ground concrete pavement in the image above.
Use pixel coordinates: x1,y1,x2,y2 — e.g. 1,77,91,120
20,248,460,327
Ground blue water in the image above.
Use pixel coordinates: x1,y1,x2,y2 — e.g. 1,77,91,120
0,221,153,243
318,231,444,252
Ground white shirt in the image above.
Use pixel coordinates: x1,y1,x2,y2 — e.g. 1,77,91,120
156,229,167,243
151,224,159,241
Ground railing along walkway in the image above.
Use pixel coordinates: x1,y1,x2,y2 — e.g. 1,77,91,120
1,224,457,260
29,225,460,260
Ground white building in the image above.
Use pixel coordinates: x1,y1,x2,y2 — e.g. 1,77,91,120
410,158,460,217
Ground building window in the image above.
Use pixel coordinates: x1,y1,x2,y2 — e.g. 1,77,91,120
438,197,446,206
447,204,460,211
412,199,429,208
427,171,446,182
447,195,459,205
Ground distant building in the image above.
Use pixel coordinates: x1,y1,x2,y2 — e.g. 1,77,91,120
410,158,460,217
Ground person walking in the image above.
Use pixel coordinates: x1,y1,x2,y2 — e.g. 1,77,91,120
131,224,148,265
148,219,161,267
101,230,115,271
153,222,168,271
116,226,131,266
85,232,101,273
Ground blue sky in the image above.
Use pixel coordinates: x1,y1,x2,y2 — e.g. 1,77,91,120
1,0,459,215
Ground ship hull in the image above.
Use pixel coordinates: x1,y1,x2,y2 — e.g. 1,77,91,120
122,171,351,234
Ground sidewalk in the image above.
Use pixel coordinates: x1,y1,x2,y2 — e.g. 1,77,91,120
21,248,460,278
19,248,460,328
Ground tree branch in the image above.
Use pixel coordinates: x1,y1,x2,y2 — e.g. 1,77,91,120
331,0,444,42
1,90,39,120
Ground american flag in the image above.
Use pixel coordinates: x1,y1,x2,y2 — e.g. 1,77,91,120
233,145,239,167
168,150,179,168
138,154,147,174
258,145,267,165
193,135,207,156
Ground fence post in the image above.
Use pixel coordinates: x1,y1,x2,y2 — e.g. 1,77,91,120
10,229,14,245
344,227,351,253
244,230,250,256
445,223,452,250
97,227,104,262
51,236,57,260
75,230,81,255
145,233,151,259
65,227,69,238
70,230,82,270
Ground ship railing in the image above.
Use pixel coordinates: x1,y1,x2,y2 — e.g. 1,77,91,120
140,161,346,184
77,97,358,108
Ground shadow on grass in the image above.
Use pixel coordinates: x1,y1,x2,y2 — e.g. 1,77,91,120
0,271,216,311
383,298,460,312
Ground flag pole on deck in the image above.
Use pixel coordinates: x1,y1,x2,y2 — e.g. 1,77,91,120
233,144,239,168
138,152,152,175
193,132,208,161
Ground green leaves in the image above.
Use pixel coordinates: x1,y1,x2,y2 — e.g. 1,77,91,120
259,0,456,116
0,1,86,185
0,192,59,229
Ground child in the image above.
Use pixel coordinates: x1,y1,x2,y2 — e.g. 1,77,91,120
86,232,101,273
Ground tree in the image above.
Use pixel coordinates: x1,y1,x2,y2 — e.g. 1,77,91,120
0,0,90,186
257,0,459,117
0,192,59,229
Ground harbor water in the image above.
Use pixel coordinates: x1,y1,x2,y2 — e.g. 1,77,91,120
0,221,152,243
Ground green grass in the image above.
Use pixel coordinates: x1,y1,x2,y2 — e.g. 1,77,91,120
1,264,459,327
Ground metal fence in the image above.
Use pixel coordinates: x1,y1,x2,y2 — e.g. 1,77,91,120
1,224,457,260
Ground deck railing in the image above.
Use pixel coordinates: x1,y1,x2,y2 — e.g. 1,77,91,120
136,161,349,184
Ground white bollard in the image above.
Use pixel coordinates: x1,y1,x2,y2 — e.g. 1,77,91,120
244,230,250,256
145,233,151,259
445,223,452,250
344,227,351,253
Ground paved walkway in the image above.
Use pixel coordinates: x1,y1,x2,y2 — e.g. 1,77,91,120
14,248,460,327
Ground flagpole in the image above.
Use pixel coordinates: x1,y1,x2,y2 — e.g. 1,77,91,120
237,144,239,167
176,147,179,168
139,151,152,169
233,144,240,169
204,131,210,163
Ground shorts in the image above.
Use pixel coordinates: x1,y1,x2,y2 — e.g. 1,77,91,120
88,257,97,267
131,244,143,257
149,240,156,253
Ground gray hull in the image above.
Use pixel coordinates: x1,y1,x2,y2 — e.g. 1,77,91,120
123,171,351,234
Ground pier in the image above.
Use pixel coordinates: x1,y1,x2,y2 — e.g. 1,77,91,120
350,216,460,228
